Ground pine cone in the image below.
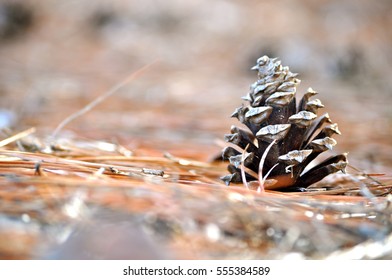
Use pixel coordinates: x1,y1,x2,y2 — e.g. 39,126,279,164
221,55,348,191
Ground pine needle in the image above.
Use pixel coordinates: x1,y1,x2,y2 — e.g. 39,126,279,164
258,139,277,192
240,144,250,190
0,127,36,148
50,60,159,140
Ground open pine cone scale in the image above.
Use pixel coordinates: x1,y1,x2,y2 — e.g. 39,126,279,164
221,55,348,191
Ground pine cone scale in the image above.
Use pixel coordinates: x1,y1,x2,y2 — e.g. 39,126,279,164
221,55,348,191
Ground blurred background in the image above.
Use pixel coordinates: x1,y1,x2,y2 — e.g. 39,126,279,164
1,0,391,171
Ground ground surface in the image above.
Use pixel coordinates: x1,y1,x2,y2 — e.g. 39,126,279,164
0,0,392,259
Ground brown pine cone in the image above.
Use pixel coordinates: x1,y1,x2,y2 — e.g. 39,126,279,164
221,55,348,192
